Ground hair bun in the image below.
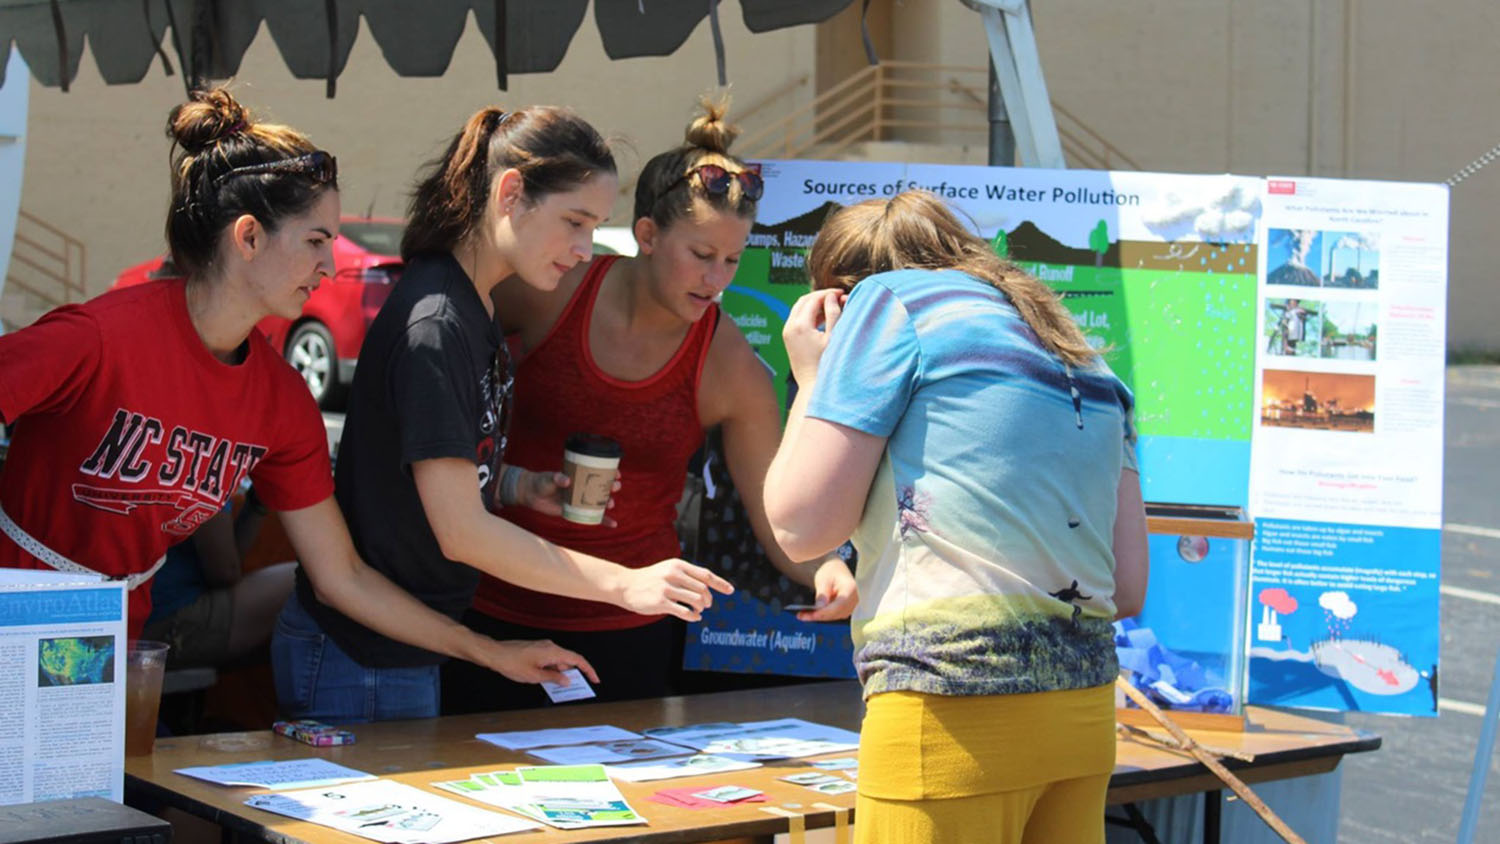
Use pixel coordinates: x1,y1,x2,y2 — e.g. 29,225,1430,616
167,87,250,154
683,93,739,154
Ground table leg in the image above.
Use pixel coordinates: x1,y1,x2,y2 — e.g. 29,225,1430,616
1104,802,1163,844
1203,789,1221,844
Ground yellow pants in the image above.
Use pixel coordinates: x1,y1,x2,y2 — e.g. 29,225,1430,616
855,684,1115,844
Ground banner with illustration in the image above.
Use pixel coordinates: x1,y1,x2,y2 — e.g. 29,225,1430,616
1246,177,1447,716
725,161,1262,505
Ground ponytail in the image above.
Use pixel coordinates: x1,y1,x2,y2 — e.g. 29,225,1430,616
402,106,614,260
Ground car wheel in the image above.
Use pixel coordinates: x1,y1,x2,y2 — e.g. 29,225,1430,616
285,321,344,410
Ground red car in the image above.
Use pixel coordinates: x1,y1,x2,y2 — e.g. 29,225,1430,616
112,218,405,409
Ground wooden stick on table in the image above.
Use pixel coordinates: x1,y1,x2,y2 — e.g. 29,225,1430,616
1114,677,1308,844
1116,722,1257,763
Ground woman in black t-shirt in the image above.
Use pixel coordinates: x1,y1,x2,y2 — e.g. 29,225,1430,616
273,107,733,722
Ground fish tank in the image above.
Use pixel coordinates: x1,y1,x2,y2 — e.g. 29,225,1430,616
1116,504,1253,728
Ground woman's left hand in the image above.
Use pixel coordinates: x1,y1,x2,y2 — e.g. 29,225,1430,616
797,557,859,622
513,469,622,528
783,289,846,387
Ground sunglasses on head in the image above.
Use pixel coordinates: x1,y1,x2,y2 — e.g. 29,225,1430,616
669,162,764,202
212,150,338,189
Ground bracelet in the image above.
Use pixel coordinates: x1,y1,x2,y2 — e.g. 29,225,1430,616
498,465,526,509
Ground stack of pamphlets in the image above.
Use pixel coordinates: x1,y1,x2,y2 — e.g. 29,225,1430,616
433,764,647,829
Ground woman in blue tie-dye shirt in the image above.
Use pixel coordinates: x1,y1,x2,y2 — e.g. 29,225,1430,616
765,190,1149,844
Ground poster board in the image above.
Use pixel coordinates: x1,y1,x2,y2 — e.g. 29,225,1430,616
0,570,128,804
687,160,1447,716
1245,177,1447,716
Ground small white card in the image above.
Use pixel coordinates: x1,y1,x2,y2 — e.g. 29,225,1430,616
541,669,596,703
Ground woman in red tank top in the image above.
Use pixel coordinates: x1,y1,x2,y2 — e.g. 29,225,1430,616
442,98,859,712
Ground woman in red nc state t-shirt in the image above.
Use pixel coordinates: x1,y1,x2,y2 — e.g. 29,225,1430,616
0,88,590,687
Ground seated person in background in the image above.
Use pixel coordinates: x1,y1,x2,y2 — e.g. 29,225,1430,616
143,485,295,668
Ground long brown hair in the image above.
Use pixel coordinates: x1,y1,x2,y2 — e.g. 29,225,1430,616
402,106,615,260
808,190,1098,367
165,87,333,279
634,93,757,229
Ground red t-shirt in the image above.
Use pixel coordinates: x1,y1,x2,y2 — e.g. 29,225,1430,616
472,255,717,631
0,280,334,638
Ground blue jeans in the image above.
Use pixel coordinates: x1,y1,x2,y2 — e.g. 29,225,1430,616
270,595,440,723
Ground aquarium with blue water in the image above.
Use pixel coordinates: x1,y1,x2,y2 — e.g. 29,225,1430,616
1116,522,1251,717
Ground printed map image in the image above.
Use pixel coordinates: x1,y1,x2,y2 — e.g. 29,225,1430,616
38,635,115,686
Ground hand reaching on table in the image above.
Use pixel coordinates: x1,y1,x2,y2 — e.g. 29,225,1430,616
475,637,599,686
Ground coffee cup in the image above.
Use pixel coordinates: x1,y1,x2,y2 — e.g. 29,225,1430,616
562,434,622,525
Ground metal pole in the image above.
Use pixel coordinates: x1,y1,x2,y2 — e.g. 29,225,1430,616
1457,645,1500,844
987,58,1015,167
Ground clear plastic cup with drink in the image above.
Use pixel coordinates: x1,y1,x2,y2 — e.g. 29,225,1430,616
124,640,169,755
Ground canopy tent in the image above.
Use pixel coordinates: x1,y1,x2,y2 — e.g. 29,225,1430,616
0,0,870,96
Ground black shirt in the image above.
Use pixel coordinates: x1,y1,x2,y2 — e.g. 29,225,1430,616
295,251,512,667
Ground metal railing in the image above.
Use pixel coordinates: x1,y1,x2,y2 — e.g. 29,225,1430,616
3,210,87,331
737,60,1139,171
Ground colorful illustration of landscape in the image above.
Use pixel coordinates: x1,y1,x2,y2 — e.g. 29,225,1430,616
727,162,1259,509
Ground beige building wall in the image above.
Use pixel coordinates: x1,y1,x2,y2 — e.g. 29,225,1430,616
16,0,1499,350
858,0,1499,352
17,10,817,310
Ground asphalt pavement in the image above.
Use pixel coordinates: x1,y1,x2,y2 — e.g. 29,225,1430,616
1336,365,1500,843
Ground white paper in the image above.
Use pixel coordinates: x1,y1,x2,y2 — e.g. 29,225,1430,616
244,779,539,843
606,754,762,783
475,724,640,751
810,757,858,771
527,738,692,766
540,668,595,703
176,758,376,790
643,718,860,760
0,569,101,585
0,575,127,806
1249,176,1449,530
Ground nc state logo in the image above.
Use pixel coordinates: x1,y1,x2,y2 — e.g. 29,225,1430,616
70,485,221,536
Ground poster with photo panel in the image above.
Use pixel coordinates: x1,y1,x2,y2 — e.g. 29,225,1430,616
1247,177,1448,716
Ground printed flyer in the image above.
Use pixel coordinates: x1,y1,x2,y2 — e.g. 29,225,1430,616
1246,176,1448,716
0,570,127,806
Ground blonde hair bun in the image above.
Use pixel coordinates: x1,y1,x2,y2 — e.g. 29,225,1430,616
683,93,739,154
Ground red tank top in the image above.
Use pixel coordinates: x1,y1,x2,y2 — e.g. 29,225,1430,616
472,255,719,631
